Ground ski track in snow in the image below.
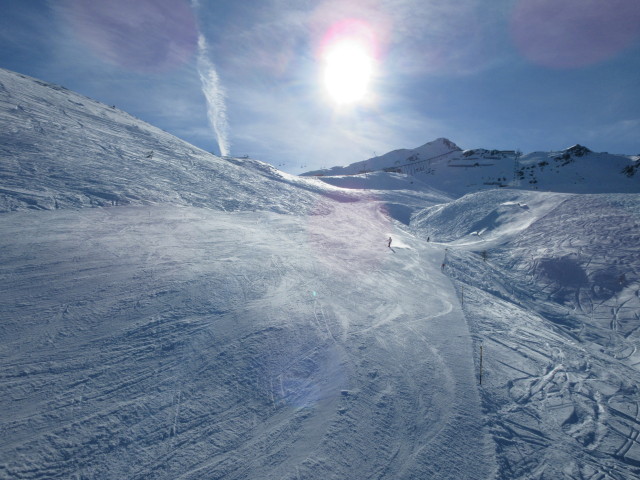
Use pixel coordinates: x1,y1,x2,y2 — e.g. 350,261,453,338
0,203,495,479
429,190,640,479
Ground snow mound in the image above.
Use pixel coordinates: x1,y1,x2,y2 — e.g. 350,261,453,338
411,189,566,246
0,203,495,480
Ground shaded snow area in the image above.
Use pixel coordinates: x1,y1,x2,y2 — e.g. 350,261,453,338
2,66,640,479
413,190,640,479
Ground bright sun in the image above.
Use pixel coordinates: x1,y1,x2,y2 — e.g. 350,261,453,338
320,20,377,106
323,39,374,104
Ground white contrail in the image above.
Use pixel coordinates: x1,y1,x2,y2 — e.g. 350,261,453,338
196,34,231,157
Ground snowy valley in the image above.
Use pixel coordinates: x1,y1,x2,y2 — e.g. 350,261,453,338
1,67,640,479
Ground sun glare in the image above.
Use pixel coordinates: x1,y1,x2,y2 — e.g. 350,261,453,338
324,40,374,104
320,20,378,106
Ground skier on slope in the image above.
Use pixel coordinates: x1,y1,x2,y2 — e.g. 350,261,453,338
387,237,392,248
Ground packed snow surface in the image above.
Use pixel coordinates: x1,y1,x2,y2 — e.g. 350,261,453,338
2,67,640,479
1,204,495,479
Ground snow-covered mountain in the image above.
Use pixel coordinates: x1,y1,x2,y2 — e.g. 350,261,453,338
0,68,358,214
303,137,462,177
2,67,640,480
303,138,640,197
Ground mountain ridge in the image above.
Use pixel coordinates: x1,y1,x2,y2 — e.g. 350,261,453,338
302,137,639,197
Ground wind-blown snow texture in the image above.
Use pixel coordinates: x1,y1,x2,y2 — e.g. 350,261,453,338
1,67,640,479
0,68,354,214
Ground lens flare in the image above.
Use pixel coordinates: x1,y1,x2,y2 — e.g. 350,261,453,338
510,0,640,69
61,0,197,73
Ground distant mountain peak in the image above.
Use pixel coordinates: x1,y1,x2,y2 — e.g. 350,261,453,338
563,144,592,157
424,137,462,152
302,135,639,196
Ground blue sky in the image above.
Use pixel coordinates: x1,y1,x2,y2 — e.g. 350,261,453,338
1,0,639,173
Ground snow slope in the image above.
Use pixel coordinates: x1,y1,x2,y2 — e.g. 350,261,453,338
0,68,492,479
2,66,640,480
0,68,359,214
412,189,640,479
1,203,496,480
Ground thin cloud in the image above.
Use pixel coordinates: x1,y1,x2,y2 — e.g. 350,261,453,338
196,34,231,157
586,119,640,153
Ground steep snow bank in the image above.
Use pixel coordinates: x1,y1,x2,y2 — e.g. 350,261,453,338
0,68,350,213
